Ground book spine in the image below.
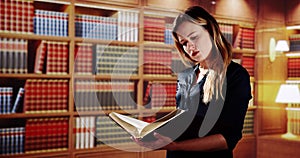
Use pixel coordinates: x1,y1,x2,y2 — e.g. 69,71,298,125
11,87,25,113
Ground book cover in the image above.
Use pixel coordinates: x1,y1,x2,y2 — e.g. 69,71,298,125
109,108,185,141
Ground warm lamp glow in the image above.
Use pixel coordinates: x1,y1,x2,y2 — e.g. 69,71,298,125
275,40,290,52
275,84,300,104
276,84,300,139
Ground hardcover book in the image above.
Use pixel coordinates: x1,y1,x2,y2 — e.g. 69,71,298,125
108,108,185,141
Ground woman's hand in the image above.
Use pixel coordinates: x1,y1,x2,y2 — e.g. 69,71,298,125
131,132,176,150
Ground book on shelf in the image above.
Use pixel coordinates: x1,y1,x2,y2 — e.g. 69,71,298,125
94,44,139,75
109,108,185,141
75,14,117,40
25,117,68,153
34,9,68,37
0,87,13,114
143,81,177,110
24,79,68,113
233,27,255,50
143,47,172,75
75,43,93,74
33,41,69,74
117,10,139,42
0,127,25,155
74,80,136,111
11,87,25,113
74,116,95,149
242,110,254,135
219,23,233,45
144,14,166,43
290,103,300,135
0,38,28,74
288,57,300,78
289,34,300,52
0,0,34,33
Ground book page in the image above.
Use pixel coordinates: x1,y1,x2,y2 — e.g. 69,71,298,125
113,112,149,133
140,109,185,138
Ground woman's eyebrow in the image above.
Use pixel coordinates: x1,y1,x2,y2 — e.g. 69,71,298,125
187,31,196,37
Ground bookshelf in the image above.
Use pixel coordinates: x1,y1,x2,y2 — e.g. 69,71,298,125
0,0,257,157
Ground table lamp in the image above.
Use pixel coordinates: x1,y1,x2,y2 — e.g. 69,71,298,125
275,84,300,138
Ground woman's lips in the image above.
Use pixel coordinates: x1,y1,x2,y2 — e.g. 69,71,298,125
191,51,199,56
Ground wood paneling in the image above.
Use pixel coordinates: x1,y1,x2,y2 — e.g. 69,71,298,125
257,134,300,158
233,136,256,158
257,0,285,23
214,0,257,22
75,150,140,158
143,150,167,158
285,0,300,25
145,0,197,11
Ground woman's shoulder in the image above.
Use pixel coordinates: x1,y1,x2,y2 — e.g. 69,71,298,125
227,60,250,82
228,60,249,75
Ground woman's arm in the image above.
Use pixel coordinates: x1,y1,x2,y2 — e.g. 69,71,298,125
132,132,228,152
160,133,228,151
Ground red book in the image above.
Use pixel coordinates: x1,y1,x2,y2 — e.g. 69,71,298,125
34,41,47,74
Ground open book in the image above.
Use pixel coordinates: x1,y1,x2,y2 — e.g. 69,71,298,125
109,109,185,141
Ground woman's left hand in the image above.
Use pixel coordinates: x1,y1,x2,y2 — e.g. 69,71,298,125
131,132,175,150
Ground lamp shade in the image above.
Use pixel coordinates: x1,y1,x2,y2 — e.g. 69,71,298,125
275,84,300,103
275,40,290,52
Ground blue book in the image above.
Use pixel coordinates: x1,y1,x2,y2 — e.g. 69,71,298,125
11,88,24,113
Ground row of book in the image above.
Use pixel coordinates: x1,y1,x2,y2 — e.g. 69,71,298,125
143,81,177,109
0,127,25,155
0,0,34,33
74,80,136,111
143,47,173,75
116,10,139,42
219,23,234,45
0,38,28,74
288,103,300,135
24,79,68,113
143,15,166,43
289,34,300,52
34,40,69,74
74,116,95,149
25,117,68,153
287,57,300,78
242,110,254,134
0,87,24,114
75,14,117,40
94,44,139,75
164,23,174,45
34,9,68,37
233,27,255,50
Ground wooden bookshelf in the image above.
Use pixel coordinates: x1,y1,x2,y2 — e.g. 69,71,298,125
0,0,258,157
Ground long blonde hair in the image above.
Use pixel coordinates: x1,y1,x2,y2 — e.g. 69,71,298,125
172,6,232,103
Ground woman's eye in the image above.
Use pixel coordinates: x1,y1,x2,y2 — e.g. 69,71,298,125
181,41,187,46
190,36,199,41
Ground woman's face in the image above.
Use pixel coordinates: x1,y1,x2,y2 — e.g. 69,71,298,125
176,21,212,63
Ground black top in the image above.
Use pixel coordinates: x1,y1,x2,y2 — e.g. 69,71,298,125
166,61,252,158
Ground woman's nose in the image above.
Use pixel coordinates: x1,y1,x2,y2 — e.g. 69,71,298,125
184,41,196,53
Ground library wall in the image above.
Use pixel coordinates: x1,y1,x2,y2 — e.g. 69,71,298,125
285,0,300,25
213,0,257,22
3,0,299,158
255,0,287,135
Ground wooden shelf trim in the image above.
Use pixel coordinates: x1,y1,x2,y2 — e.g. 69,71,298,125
0,112,71,119
0,74,71,79
0,32,71,41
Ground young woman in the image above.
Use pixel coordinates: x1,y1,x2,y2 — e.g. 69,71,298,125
133,6,252,158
